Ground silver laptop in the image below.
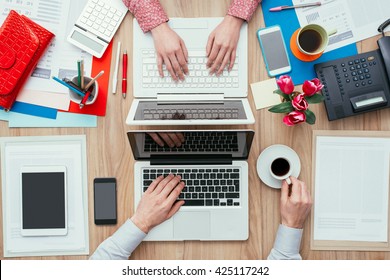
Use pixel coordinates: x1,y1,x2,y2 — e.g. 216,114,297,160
127,130,254,240
127,18,255,125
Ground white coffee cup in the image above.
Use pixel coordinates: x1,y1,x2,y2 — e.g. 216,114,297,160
296,24,337,56
269,157,292,185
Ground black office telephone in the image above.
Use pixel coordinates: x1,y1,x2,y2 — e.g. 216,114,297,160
315,22,390,121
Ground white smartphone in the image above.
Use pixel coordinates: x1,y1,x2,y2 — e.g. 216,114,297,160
20,165,68,236
257,25,291,77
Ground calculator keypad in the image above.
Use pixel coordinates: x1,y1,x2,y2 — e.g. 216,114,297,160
77,0,124,40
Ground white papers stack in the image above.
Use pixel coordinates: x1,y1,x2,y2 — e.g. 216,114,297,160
314,136,389,242
0,135,89,257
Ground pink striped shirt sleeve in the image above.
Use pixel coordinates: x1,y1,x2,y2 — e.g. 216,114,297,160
122,0,169,33
227,0,262,22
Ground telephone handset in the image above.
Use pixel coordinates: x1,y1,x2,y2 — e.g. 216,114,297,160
378,37,390,82
378,18,390,82
377,18,390,35
314,19,390,121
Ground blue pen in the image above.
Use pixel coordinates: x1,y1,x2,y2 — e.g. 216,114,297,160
52,76,85,97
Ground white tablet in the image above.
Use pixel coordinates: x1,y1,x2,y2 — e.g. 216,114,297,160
20,166,68,236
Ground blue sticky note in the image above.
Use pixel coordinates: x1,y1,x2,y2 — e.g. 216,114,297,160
261,0,358,84
2,101,58,119
8,111,97,128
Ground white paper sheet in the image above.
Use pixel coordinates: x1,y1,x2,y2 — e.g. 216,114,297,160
293,0,390,52
16,90,70,111
314,136,390,242
0,0,92,109
0,135,89,257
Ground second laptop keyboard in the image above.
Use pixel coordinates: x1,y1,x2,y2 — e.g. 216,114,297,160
142,168,241,207
141,50,240,88
144,131,239,152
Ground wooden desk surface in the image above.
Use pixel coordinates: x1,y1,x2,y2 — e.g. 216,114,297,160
1,0,389,260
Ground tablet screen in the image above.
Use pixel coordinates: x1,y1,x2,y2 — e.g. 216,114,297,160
21,172,66,230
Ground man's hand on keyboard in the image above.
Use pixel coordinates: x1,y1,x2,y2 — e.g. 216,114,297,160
150,23,189,81
131,174,185,233
206,15,244,76
147,132,185,148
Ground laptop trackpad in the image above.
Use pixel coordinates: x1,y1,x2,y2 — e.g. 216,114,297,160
173,212,210,240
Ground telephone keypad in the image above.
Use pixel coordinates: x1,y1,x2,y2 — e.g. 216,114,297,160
315,48,390,121
340,59,373,88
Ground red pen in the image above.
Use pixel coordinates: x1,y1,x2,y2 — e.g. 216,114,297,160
122,50,127,99
79,88,92,109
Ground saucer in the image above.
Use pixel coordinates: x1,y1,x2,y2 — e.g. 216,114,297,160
257,144,301,189
290,29,323,62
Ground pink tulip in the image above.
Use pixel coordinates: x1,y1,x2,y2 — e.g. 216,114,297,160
283,111,306,126
276,75,294,94
292,94,309,111
302,78,324,96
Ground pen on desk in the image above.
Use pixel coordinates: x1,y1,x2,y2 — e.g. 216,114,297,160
122,50,128,99
269,1,321,11
112,41,121,94
63,77,85,93
52,76,85,97
84,70,105,90
77,60,82,87
80,59,85,89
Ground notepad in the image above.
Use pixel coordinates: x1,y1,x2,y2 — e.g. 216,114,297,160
311,130,390,251
250,78,281,110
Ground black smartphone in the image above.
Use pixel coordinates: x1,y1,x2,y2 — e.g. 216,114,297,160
93,178,117,225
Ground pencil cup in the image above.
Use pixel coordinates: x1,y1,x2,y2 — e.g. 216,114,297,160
69,76,99,106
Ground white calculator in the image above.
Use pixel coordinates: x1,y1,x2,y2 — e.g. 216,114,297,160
67,0,128,58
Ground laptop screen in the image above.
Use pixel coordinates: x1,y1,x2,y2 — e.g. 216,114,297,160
127,130,254,160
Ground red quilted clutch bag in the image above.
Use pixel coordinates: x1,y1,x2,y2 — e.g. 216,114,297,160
0,10,54,111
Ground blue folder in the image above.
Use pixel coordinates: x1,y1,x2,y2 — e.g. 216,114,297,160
1,101,57,119
9,101,57,119
261,0,358,84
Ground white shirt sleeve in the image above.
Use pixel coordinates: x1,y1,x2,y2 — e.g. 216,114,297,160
90,221,302,260
267,224,303,260
89,219,147,260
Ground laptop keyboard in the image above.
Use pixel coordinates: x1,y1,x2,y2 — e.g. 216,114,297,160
143,107,239,120
142,168,241,207
144,131,239,152
142,50,239,88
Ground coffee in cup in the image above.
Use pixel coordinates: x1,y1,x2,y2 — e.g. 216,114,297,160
270,157,292,184
296,24,337,56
